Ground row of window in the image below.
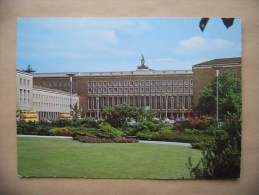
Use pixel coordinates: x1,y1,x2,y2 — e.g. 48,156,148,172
36,82,71,87
33,101,71,109
33,93,71,103
19,78,30,87
88,86,193,93
87,95,193,110
88,79,193,87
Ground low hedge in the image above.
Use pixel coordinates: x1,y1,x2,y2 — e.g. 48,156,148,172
78,137,138,143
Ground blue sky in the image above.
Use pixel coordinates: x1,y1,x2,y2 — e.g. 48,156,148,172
16,18,241,73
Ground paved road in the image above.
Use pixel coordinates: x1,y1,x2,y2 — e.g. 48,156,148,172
17,135,73,139
17,135,191,147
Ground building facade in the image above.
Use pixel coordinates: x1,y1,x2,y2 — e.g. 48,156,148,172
33,67,194,119
16,71,33,112
32,86,79,120
16,71,79,120
32,57,241,120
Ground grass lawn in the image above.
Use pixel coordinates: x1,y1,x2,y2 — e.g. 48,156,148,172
17,137,202,179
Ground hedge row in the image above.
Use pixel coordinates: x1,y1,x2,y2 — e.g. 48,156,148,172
78,137,139,143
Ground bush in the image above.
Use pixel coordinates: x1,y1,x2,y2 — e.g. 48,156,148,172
78,137,138,143
49,128,73,136
95,123,123,138
136,131,158,140
51,119,73,127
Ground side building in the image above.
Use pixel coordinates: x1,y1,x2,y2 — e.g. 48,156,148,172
16,70,79,121
192,57,242,107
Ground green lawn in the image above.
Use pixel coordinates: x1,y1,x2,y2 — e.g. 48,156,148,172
17,137,202,179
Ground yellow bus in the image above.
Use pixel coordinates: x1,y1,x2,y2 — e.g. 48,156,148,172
20,111,39,122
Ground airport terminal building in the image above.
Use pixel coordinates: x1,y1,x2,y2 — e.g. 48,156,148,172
32,57,241,120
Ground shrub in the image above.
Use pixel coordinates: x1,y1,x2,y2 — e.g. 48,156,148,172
95,123,123,138
136,131,158,140
49,128,73,136
78,137,138,143
51,119,72,127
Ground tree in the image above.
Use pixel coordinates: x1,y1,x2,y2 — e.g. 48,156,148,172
70,103,80,118
199,18,235,32
187,112,241,179
195,70,241,119
104,103,145,128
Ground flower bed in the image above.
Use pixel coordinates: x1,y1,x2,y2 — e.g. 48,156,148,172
78,137,138,143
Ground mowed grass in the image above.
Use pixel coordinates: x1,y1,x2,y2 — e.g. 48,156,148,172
17,137,202,179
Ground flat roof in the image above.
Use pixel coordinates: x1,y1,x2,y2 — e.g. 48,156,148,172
33,69,193,78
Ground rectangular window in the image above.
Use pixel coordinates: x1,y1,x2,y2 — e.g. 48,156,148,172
167,80,172,85
190,80,193,85
119,81,123,86
129,81,134,86
146,96,150,106
103,88,107,93
151,80,155,86
93,81,97,86
151,87,155,92
156,80,161,85
119,88,123,93
140,87,144,92
162,87,166,92
129,88,134,92
114,88,118,93
108,81,112,86
135,87,139,92
103,81,107,86
173,80,177,85
27,80,30,86
162,96,166,109
124,81,128,86
98,88,102,93
20,78,22,85
184,87,189,92
179,80,183,85
190,87,193,93
98,81,102,86
108,88,113,93
173,87,177,92
113,81,118,86
184,96,189,109
179,87,183,92
145,80,150,86
157,87,161,92
184,79,189,85
124,88,128,93
134,81,139,86
88,97,92,110
168,86,172,92
88,81,92,87
162,80,166,85
145,88,150,92
140,80,144,86
157,96,160,109
93,88,97,93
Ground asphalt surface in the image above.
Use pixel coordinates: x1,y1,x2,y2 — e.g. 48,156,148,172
17,135,191,147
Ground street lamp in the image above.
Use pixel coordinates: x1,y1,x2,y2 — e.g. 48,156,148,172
66,73,76,119
212,67,222,127
96,96,99,120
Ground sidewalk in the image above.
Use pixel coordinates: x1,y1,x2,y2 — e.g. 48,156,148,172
139,140,191,147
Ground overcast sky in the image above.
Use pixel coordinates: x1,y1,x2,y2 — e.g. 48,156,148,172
16,18,241,73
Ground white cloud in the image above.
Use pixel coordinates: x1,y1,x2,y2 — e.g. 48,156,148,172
173,36,236,56
179,37,208,49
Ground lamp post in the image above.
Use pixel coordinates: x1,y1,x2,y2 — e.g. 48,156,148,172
96,96,99,120
66,73,76,119
212,67,222,127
